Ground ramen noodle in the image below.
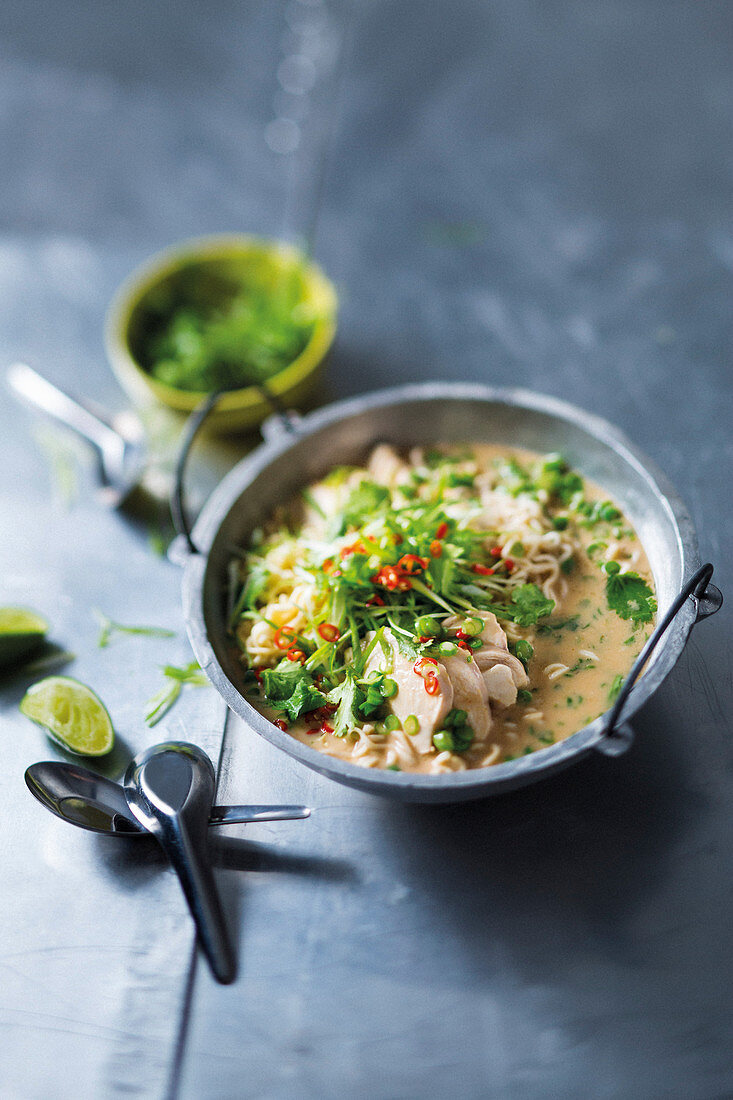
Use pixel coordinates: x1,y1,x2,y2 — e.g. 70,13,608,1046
229,444,656,774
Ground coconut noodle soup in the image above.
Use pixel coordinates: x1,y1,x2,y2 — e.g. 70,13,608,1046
229,445,656,774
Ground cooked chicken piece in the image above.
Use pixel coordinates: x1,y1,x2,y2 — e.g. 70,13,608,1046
474,489,544,531
444,607,528,697
363,630,453,753
473,645,529,689
440,653,492,740
443,610,507,649
482,663,519,708
366,444,409,488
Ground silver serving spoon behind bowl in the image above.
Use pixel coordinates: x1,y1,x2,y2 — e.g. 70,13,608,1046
25,761,310,836
124,741,235,984
7,362,146,507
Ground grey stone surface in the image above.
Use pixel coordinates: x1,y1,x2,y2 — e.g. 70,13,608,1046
0,1,731,1098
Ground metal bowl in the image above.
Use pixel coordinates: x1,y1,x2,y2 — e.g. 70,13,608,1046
179,383,713,803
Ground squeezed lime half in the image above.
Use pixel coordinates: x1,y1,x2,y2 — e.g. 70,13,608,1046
20,676,115,756
0,607,48,668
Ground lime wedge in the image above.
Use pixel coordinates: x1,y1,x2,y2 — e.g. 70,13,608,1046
20,676,115,756
0,606,49,668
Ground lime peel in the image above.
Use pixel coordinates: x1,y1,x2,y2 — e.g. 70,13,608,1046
0,606,49,668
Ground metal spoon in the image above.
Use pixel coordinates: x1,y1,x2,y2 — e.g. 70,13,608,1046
124,741,236,983
6,362,145,507
25,761,311,836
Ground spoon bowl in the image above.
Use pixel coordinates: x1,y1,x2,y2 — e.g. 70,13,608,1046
25,759,311,836
26,762,144,835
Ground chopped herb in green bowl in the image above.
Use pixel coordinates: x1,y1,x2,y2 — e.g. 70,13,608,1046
105,235,337,432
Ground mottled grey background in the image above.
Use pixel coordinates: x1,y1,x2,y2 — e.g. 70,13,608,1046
0,2,731,1098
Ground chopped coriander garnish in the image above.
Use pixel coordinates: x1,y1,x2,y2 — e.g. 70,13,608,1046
605,570,657,624
608,673,624,701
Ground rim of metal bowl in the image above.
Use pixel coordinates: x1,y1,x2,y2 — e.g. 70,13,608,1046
181,382,700,801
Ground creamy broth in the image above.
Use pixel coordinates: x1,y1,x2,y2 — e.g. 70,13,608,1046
232,444,655,774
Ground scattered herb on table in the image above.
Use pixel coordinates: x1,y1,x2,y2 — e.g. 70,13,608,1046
94,609,176,649
144,661,208,726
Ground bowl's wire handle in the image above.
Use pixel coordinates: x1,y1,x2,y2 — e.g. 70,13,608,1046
170,391,223,556
170,384,301,558
601,562,722,752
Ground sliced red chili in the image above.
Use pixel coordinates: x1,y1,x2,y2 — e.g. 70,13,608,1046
397,554,429,575
273,628,296,650
322,558,334,572
274,718,289,731
320,722,335,734
373,567,411,591
435,521,449,539
317,622,341,643
366,594,385,607
340,541,366,559
413,656,439,678
429,540,442,558
286,647,306,663
454,629,470,641
424,673,440,695
456,639,473,652
472,563,495,576
490,546,503,558
503,558,515,572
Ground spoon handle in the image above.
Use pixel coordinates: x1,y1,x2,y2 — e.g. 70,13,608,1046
7,362,125,457
154,812,235,984
210,804,310,825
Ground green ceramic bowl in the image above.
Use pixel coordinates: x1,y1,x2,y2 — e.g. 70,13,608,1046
105,235,338,433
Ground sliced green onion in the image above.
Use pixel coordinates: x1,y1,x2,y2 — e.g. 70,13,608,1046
403,714,420,736
432,730,454,752
415,614,442,638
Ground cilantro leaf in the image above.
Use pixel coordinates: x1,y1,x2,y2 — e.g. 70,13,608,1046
535,454,584,504
341,480,390,530
387,622,420,660
260,659,327,720
281,678,328,722
605,571,657,624
510,584,555,626
261,659,311,701
327,671,364,737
